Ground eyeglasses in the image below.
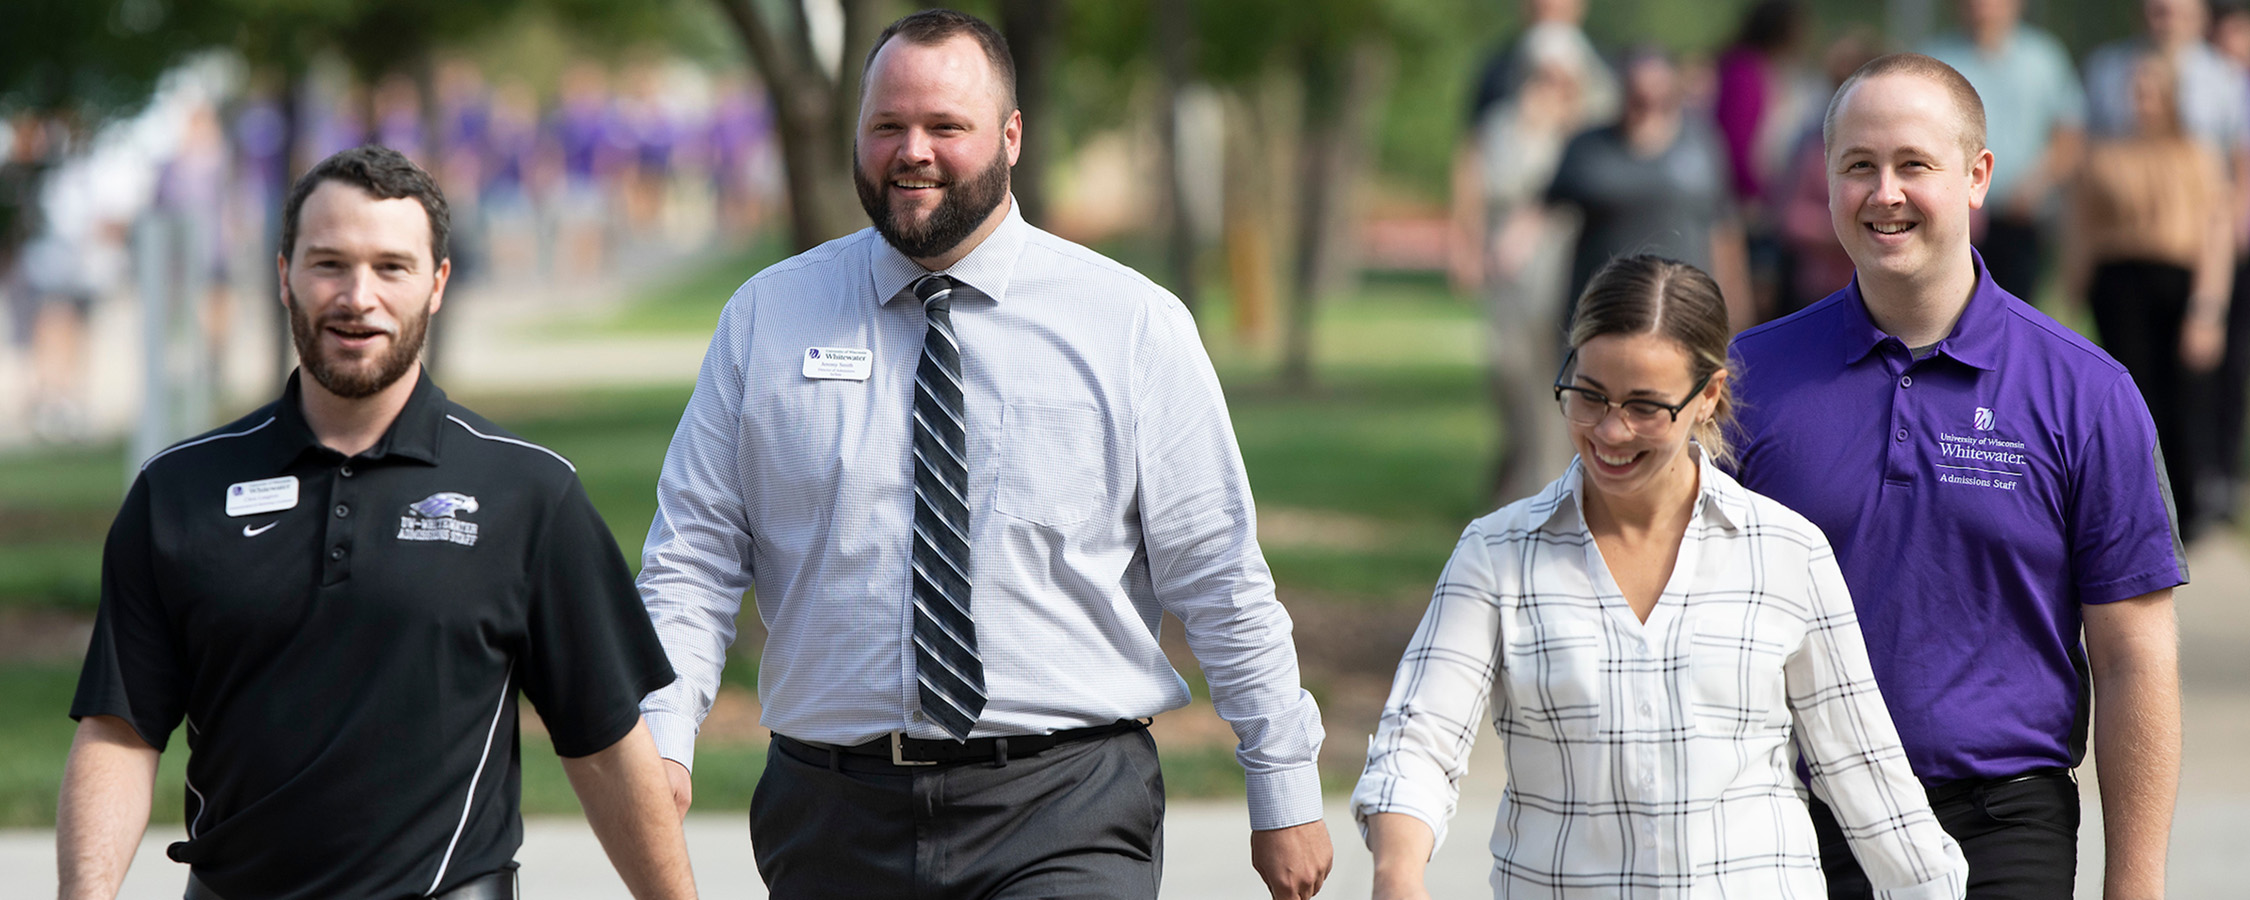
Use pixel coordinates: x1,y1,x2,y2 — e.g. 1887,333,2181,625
1552,349,1711,436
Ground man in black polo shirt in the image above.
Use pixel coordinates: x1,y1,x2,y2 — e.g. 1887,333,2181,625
55,146,693,900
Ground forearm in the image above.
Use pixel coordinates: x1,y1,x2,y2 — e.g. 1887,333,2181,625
1365,812,1436,899
2195,199,2235,322
1711,223,1754,331
2087,595,2182,900
56,717,159,900
2013,127,2083,217
562,720,698,900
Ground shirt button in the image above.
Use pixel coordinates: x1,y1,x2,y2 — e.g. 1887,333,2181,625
1638,702,1653,715
340,464,354,478
334,504,350,518
1895,428,1908,442
1900,375,1912,388
329,546,346,561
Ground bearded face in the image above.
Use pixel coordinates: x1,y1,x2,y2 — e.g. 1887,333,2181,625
854,137,1012,261
286,280,431,399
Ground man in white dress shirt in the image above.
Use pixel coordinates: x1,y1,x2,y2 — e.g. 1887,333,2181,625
635,9,1331,899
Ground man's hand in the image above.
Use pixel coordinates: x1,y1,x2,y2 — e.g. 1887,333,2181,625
1250,820,1332,899
662,758,693,820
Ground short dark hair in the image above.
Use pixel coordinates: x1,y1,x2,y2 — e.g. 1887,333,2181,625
1822,53,1987,162
1567,255,1738,466
280,145,449,265
861,8,1017,112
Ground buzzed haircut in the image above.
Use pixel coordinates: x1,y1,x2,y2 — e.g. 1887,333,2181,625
861,8,1018,112
1821,52,1987,162
280,145,450,265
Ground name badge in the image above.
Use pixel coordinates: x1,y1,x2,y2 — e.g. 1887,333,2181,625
225,476,300,517
803,347,874,381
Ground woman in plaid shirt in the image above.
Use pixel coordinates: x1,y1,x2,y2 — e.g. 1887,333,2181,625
1352,255,1966,899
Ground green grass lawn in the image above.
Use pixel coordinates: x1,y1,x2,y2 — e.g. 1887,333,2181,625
0,266,1495,826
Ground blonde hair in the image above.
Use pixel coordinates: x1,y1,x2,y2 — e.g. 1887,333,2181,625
1567,255,1738,467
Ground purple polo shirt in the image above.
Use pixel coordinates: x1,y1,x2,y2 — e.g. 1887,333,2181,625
1728,257,2185,784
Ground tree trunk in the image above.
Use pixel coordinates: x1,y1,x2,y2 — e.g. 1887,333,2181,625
710,0,891,252
1280,41,1389,391
1152,0,1196,312
999,0,1062,228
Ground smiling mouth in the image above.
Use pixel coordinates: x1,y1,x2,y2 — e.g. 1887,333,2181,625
326,323,392,344
1593,449,1645,468
892,178,944,190
1868,221,1917,235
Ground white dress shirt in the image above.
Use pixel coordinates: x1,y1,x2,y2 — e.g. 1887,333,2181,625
638,200,1324,828
1353,449,1966,898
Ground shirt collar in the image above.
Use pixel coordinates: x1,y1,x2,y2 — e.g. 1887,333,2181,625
273,367,447,465
869,196,1029,307
1838,248,2008,371
1535,442,1744,536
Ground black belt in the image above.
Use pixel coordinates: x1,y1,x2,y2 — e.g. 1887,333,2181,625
777,718,1149,769
185,867,515,900
1923,766,2074,806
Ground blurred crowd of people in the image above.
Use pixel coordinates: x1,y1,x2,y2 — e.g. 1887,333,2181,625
0,53,782,444
1461,0,2250,541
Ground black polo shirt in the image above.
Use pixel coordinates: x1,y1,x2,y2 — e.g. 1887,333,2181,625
71,370,674,900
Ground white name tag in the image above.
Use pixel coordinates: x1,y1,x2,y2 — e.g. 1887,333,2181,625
225,476,299,517
803,347,874,381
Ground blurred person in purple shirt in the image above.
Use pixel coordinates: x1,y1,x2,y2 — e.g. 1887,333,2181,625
707,75,773,239
547,62,623,278
1730,53,2183,900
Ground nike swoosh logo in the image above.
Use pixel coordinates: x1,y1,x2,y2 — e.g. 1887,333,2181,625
242,521,278,537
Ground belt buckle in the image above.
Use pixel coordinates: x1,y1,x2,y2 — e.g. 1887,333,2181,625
889,732,937,766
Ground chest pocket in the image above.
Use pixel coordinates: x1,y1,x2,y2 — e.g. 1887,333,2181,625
994,400,1107,527
1500,620,1603,737
1687,604,1795,736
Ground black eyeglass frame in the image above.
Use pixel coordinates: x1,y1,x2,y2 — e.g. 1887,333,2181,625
1550,348,1713,433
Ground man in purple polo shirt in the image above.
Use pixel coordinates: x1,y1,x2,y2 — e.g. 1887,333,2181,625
1729,53,2183,899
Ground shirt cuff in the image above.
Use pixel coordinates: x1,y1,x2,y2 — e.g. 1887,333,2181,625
1245,763,1324,830
1873,873,1967,900
643,708,700,771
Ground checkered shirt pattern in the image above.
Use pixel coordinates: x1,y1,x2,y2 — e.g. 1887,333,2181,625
1352,448,1967,899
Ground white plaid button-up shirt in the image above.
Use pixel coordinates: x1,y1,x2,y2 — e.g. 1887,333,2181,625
1353,449,1966,898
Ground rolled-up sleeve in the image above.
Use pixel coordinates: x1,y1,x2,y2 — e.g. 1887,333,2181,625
637,295,758,770
1132,294,1325,830
1790,544,1968,900
1350,523,1503,851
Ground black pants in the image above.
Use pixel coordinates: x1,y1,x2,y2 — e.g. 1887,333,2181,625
1978,215,2045,305
2090,260,2204,535
1810,770,2079,899
750,729,1165,899
2206,256,2250,517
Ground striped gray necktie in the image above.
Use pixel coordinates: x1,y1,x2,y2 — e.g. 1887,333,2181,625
909,273,986,741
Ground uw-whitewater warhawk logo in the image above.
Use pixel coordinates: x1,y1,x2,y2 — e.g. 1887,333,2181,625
399,492,481,546
1974,407,1995,431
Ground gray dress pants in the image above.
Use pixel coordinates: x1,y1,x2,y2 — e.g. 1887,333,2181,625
750,728,1165,899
